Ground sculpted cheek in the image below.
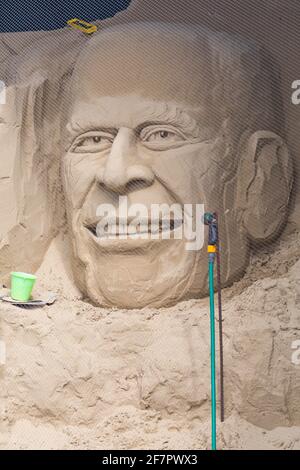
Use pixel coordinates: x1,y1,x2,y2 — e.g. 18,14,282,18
151,143,217,203
63,153,102,209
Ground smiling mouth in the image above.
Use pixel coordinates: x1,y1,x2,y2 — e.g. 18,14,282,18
85,218,184,239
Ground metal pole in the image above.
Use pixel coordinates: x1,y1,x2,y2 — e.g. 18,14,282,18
215,213,225,422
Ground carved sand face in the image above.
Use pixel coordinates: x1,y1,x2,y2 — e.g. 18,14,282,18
63,24,291,308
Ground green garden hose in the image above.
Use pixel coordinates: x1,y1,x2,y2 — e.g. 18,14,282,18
208,254,217,450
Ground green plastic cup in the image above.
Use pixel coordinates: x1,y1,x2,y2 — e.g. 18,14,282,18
10,272,37,302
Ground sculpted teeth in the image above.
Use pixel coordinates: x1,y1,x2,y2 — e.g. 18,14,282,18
86,219,183,238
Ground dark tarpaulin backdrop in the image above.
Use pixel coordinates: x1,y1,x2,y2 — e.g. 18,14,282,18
0,0,131,32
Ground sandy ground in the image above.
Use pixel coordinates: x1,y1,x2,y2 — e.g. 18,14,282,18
1,412,300,450
0,227,300,450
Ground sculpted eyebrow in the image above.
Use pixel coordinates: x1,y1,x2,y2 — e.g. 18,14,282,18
67,121,117,136
134,107,201,136
135,120,182,132
67,105,201,138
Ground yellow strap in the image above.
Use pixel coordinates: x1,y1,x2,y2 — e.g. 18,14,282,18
67,18,98,35
207,245,217,253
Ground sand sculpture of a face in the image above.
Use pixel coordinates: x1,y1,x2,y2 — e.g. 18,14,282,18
63,23,293,308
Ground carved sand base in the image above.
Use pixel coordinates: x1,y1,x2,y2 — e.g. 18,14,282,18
0,229,299,449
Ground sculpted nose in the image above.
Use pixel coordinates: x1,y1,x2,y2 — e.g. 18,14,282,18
97,127,154,194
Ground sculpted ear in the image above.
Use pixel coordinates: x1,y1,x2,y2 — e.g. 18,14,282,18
236,131,293,243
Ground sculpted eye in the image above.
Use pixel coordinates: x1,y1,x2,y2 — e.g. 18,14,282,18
145,130,182,142
146,130,181,142
71,132,114,153
140,125,186,149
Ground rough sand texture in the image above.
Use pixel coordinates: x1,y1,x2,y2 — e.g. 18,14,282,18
0,228,300,449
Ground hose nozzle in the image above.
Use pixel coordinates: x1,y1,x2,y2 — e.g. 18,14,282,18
204,212,218,245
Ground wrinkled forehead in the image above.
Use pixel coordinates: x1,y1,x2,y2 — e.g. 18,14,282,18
71,24,213,108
